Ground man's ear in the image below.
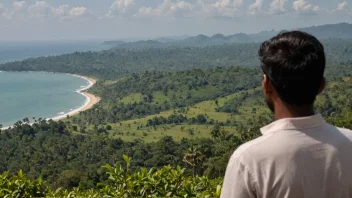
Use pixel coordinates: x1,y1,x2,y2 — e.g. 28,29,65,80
262,74,272,96
318,77,326,95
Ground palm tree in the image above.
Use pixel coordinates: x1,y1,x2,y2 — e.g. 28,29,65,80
183,145,204,177
210,124,220,139
23,117,29,124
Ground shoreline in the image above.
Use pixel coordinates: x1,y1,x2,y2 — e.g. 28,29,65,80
51,75,101,121
0,72,101,129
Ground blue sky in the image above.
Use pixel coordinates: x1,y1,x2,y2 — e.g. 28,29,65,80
0,0,350,41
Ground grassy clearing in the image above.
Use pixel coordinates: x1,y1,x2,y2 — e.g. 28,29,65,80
67,87,271,142
118,93,143,104
108,123,237,142
103,88,270,142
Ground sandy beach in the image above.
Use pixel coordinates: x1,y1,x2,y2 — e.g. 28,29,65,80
0,73,101,129
52,75,101,121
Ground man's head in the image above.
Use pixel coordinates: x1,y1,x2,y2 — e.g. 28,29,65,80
259,31,326,113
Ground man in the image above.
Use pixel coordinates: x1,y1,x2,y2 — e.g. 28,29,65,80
221,31,352,198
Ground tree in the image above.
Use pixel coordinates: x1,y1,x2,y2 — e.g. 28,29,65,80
196,114,207,124
106,125,112,130
211,124,221,139
54,170,86,190
187,128,195,136
183,145,205,177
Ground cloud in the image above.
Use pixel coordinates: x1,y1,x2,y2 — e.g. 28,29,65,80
331,1,351,15
28,1,94,21
28,1,53,18
69,7,93,18
53,5,94,21
293,0,320,15
0,3,14,20
270,0,287,14
196,0,243,18
137,0,194,18
52,5,69,17
13,1,26,11
336,1,350,12
249,0,264,15
106,0,136,17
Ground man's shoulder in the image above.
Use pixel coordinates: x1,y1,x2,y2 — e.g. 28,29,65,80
231,133,275,160
335,126,352,138
336,126,352,133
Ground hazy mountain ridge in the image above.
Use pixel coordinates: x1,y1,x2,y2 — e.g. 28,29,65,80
103,23,352,48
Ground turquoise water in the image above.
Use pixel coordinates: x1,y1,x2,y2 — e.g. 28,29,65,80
0,72,89,127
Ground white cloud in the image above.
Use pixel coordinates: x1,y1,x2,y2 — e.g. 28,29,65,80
13,1,26,11
196,0,243,18
52,5,69,17
106,0,136,17
270,0,287,14
249,0,264,15
69,7,91,17
0,3,14,20
28,1,93,21
293,0,320,14
331,1,351,15
112,0,135,9
138,0,194,18
28,1,53,18
336,1,350,11
53,5,94,21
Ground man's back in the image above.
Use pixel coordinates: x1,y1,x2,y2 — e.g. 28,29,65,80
221,114,352,198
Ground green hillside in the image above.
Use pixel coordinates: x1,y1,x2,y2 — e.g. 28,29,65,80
1,39,352,196
92,87,270,142
1,64,352,196
1,39,352,80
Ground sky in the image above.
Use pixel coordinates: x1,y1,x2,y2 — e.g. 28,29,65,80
0,0,351,41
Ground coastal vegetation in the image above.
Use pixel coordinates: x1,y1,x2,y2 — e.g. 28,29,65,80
1,39,352,80
1,36,352,196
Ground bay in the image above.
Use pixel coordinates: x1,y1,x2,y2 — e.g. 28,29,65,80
0,72,89,127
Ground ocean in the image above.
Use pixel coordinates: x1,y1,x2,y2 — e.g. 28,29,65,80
0,72,89,127
0,40,107,63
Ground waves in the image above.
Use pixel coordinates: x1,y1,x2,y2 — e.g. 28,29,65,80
51,75,94,121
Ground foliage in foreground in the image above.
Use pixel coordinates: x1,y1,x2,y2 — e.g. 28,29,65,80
0,155,222,198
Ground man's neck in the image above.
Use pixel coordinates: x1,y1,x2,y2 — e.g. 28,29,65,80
274,102,315,121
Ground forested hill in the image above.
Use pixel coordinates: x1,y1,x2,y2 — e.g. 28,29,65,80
0,44,260,79
1,39,352,80
103,23,352,48
1,62,352,197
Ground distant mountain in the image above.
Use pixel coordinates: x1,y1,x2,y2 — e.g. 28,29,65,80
181,34,211,46
228,33,253,43
102,23,352,48
113,40,165,49
102,40,126,46
248,30,278,42
155,35,189,43
300,23,352,40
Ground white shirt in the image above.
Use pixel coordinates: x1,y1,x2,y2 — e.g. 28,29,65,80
221,114,352,198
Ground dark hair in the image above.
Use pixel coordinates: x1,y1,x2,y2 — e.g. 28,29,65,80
259,31,326,105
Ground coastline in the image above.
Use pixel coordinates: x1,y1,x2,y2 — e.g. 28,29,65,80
0,72,101,129
51,75,101,121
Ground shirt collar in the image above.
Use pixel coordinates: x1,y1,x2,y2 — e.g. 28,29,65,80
260,114,326,135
